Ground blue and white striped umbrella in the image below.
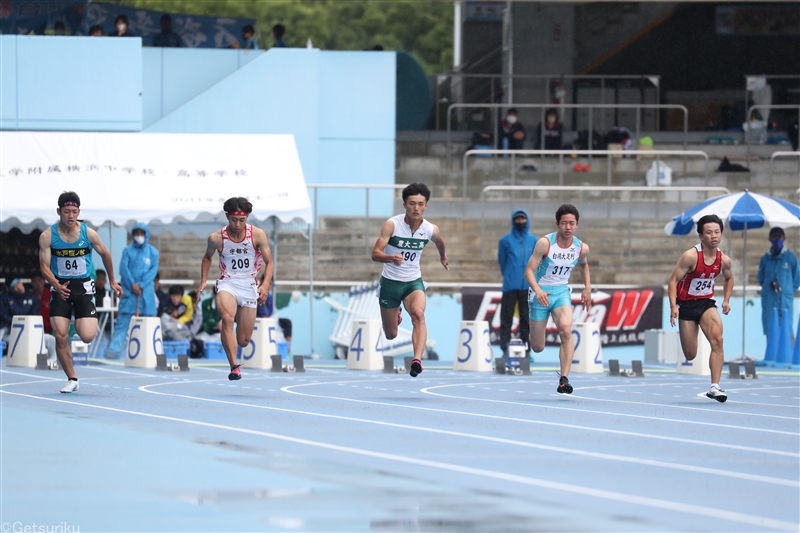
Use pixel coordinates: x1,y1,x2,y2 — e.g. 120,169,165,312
664,190,800,236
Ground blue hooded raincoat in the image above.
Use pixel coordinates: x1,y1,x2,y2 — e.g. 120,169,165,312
498,209,538,292
118,222,160,316
757,247,800,335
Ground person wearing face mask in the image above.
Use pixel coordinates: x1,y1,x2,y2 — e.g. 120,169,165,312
497,209,538,358
498,108,526,151
757,227,800,341
109,14,135,37
105,223,159,359
534,108,563,151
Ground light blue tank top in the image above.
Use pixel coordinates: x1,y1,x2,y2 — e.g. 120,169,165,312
49,223,94,279
535,232,582,287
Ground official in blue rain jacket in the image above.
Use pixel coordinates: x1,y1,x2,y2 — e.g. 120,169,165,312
757,227,800,336
106,223,160,358
497,209,538,355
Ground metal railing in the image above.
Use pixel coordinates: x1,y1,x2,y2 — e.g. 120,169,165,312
744,104,800,166
768,152,800,195
478,185,731,257
447,103,689,170
463,149,711,202
435,73,661,130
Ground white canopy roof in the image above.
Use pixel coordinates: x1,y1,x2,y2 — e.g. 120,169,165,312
0,132,312,231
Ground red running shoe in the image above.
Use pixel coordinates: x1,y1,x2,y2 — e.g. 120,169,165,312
228,364,242,381
410,358,423,377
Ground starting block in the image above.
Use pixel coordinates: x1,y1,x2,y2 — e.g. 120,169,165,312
608,359,644,377
728,361,757,379
36,353,57,370
677,328,711,376
270,354,283,372
155,352,190,372
495,357,506,374
293,355,305,372
384,355,405,374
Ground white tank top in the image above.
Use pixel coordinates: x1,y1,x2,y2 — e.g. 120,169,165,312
534,232,582,287
381,214,434,282
218,224,263,280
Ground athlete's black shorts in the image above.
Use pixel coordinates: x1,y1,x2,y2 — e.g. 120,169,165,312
677,298,717,324
50,277,97,320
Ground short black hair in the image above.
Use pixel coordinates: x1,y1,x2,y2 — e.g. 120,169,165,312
697,214,724,235
58,191,81,209
272,24,285,38
95,269,106,277
114,14,129,25
242,24,255,35
160,14,172,23
89,24,103,36
507,108,518,115
555,204,580,223
402,182,431,203
169,285,184,297
223,197,253,215
54,21,65,30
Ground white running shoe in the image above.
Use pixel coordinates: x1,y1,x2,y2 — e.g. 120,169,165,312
60,380,79,393
706,385,727,403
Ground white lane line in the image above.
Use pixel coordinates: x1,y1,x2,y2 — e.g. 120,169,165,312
1,369,63,381
276,380,798,457
418,384,799,435
134,382,797,488
2,388,795,532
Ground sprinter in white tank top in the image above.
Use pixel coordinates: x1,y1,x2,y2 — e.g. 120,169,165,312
197,197,274,381
371,183,449,377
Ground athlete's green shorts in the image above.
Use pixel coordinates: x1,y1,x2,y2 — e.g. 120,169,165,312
378,276,425,309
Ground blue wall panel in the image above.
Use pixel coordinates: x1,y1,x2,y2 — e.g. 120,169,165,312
319,51,396,140
0,36,17,129
10,35,142,130
145,49,321,185
142,48,265,128
317,139,396,216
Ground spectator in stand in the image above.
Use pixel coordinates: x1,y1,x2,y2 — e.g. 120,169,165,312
164,285,193,324
199,294,222,341
534,108,564,151
95,269,108,307
152,14,182,48
154,273,169,316
497,210,537,357
105,223,159,359
109,14,135,37
30,273,52,334
0,279,40,342
53,21,66,36
242,24,258,49
160,285,194,341
790,117,799,152
498,108,526,151
89,25,104,37
271,24,287,48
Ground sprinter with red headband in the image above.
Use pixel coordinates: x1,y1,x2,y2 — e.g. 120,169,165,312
196,197,273,380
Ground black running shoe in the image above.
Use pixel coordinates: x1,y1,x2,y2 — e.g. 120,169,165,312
557,375,573,394
228,364,242,381
409,358,423,378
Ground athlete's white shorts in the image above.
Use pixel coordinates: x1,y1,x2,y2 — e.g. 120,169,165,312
215,277,258,308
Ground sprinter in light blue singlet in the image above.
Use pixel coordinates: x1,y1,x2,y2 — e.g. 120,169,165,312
39,191,122,393
524,204,592,394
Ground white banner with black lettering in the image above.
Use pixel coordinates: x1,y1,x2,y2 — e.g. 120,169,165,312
0,131,312,226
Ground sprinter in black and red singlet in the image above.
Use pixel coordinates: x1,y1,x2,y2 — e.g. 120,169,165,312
196,197,273,381
668,214,733,402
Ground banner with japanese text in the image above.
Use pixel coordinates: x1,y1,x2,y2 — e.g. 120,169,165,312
461,285,664,347
0,131,312,227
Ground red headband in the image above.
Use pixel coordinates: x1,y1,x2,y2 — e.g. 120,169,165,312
60,201,79,207
227,211,248,217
